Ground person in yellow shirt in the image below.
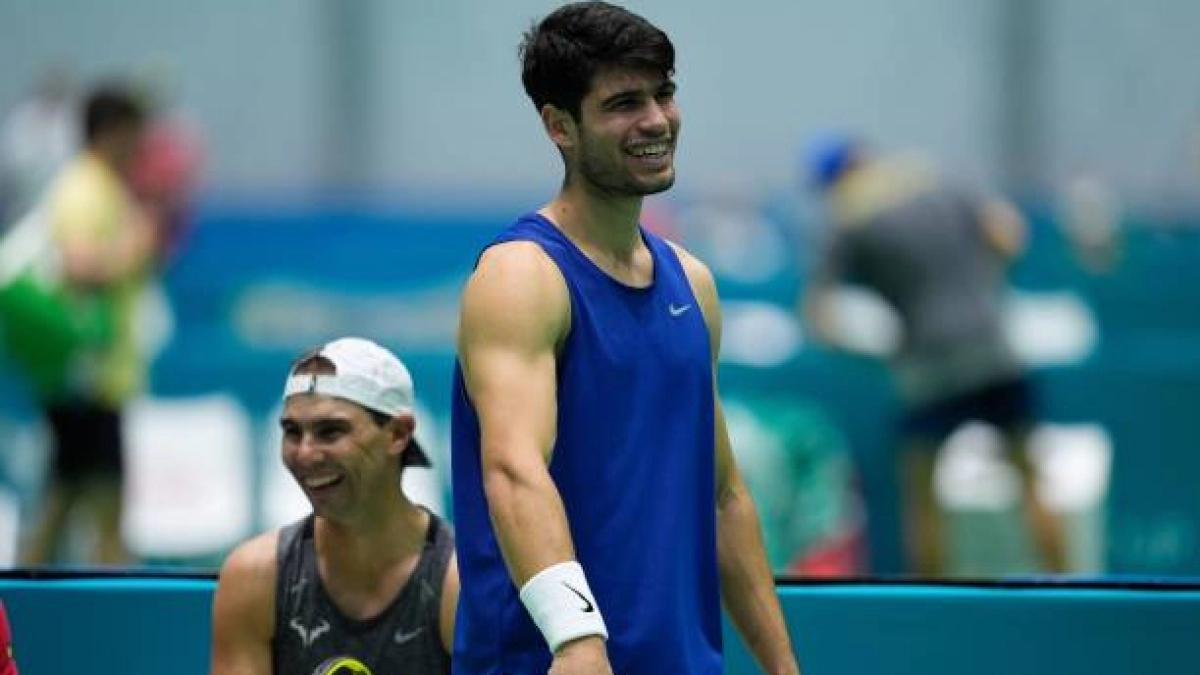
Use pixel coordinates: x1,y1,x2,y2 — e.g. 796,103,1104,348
20,83,154,566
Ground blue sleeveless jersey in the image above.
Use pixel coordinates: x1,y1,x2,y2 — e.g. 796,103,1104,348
451,213,722,675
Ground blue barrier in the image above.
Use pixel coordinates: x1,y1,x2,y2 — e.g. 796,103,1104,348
734,580,1200,675
2,574,1198,675
1,574,213,675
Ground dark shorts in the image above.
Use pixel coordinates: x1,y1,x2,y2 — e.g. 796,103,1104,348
902,377,1036,444
45,400,124,483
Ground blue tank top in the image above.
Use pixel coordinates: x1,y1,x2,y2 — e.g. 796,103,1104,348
451,213,721,675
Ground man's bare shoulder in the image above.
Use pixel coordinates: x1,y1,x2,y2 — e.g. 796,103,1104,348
475,239,560,278
458,236,572,374
218,529,280,587
463,240,569,327
664,240,717,298
210,532,281,673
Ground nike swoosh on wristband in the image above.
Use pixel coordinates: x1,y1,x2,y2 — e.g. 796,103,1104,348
562,582,595,612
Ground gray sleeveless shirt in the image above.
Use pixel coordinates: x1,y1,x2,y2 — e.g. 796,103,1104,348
271,512,453,675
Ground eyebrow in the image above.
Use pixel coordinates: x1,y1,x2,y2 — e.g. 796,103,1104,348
599,79,676,108
278,416,352,428
599,88,640,107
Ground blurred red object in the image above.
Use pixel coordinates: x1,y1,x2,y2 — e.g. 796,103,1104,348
787,523,869,578
130,116,203,264
0,600,18,675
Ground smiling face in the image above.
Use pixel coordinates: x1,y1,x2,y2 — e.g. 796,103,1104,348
279,394,407,522
551,68,680,199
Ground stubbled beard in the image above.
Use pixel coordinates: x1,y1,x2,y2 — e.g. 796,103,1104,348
572,149,675,198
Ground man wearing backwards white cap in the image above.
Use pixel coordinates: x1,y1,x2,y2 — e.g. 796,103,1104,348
209,337,458,675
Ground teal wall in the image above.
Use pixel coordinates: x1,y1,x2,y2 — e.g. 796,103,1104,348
4,204,1200,575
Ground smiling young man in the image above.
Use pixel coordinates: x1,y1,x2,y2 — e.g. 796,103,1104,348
209,337,458,675
450,3,801,674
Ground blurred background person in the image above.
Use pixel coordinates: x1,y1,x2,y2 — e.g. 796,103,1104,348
16,82,155,566
128,64,204,269
799,134,1067,577
0,66,77,229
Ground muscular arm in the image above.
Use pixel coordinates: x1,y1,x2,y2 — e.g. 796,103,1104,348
799,232,850,347
675,244,802,675
439,554,459,654
714,405,801,675
458,242,609,669
209,532,277,675
978,197,1027,262
458,240,575,583
800,282,841,346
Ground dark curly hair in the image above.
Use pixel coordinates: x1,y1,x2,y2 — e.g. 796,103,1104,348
519,2,675,119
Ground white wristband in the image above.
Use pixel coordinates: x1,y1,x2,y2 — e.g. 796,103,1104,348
518,561,608,653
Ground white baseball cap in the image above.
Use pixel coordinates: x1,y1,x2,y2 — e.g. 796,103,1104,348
282,337,430,467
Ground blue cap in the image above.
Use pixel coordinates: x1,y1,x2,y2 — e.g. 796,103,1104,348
802,132,858,190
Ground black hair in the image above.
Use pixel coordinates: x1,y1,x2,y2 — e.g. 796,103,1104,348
519,1,675,119
82,83,146,144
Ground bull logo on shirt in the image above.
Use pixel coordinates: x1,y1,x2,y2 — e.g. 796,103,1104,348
290,617,331,647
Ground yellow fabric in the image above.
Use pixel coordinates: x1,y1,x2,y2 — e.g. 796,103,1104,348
46,152,147,405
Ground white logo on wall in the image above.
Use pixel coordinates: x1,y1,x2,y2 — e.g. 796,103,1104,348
234,281,461,350
291,617,332,647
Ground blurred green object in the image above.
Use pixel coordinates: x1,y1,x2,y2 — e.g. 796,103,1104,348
725,393,865,573
0,269,115,399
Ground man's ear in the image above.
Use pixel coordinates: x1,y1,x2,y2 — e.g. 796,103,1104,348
388,412,417,458
541,104,576,150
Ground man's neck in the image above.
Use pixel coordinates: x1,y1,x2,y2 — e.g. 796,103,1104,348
316,498,429,574
543,184,645,262
84,146,123,179
313,500,431,620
